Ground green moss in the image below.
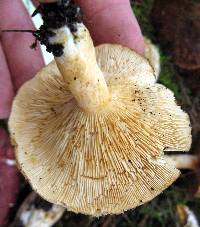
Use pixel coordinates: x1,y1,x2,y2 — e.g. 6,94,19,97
131,184,200,227
131,186,187,227
158,52,181,99
132,0,155,39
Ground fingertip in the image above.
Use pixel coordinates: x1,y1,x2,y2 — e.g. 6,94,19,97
0,44,15,120
77,0,145,54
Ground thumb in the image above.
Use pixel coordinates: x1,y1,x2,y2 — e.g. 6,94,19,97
77,0,144,54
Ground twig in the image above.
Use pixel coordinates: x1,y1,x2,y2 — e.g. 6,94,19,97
0,29,35,33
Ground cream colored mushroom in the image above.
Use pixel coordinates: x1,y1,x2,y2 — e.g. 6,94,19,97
144,38,160,80
177,205,199,227
166,154,198,170
11,192,65,227
9,1,191,216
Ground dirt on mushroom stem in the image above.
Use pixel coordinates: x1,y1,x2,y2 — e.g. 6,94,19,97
32,0,82,57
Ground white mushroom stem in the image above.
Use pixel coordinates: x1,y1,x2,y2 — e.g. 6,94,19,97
11,192,65,227
49,24,110,113
177,205,200,227
166,155,199,170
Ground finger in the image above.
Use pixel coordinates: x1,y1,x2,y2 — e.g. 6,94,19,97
0,0,44,91
77,0,144,54
0,129,20,226
0,42,15,119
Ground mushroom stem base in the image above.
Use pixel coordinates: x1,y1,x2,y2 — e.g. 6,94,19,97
165,155,198,170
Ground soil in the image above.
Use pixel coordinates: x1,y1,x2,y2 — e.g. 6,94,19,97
33,0,83,57
151,0,200,71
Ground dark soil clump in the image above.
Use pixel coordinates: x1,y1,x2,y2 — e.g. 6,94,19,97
33,0,83,57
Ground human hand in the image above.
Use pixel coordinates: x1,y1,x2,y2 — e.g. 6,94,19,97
0,128,20,226
0,0,144,120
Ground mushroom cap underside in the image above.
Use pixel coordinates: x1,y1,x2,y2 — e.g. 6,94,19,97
9,44,191,216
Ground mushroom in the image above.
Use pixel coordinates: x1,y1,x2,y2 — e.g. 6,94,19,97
165,152,200,197
11,192,65,227
165,154,199,170
144,38,160,80
9,0,192,216
176,204,199,227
